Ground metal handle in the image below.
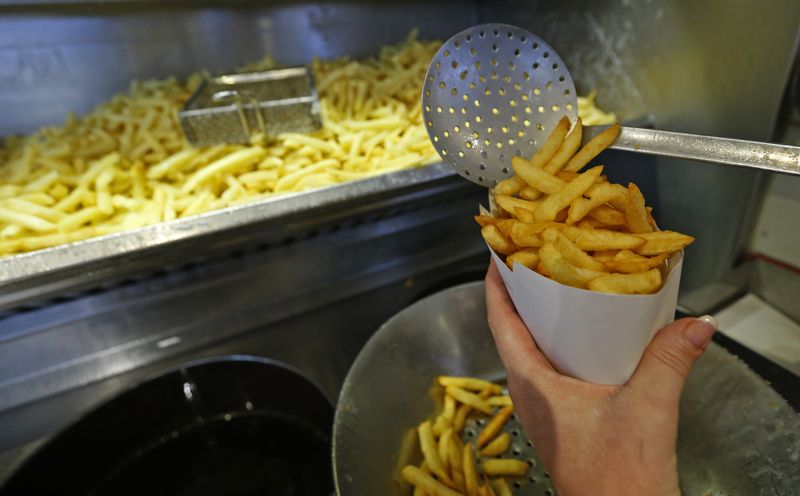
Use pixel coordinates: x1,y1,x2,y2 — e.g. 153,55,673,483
584,126,800,176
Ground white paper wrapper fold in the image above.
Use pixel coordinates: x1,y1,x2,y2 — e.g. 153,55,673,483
488,221,683,385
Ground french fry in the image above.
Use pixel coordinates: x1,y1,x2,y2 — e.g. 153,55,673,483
474,215,499,227
477,406,514,448
445,386,494,415
433,414,451,438
447,434,463,481
482,459,529,477
453,404,471,434
587,205,626,226
401,466,463,496
605,253,669,273
544,118,583,173
437,377,502,394
587,269,663,295
480,225,517,256
442,395,457,422
509,222,543,248
494,195,542,217
518,186,542,201
487,395,513,407
492,478,513,496
625,183,653,233
463,445,479,496
534,166,603,222
563,123,620,172
480,432,511,457
634,231,695,256
511,158,566,195
494,176,527,196
495,219,515,237
418,421,451,484
439,429,452,474
529,116,571,168
539,242,603,288
513,207,535,224
561,225,646,251
549,229,606,271
506,248,540,270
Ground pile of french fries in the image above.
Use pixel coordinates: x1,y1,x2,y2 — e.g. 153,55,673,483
476,117,694,295
400,376,524,496
0,29,615,258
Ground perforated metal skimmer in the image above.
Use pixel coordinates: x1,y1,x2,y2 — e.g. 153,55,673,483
423,24,578,186
424,24,800,184
462,405,556,495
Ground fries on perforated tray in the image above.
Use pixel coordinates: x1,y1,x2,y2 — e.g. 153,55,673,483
399,375,527,496
477,116,694,295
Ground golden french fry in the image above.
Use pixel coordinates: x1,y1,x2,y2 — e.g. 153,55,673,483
539,242,604,288
494,176,527,196
452,471,467,493
566,182,626,224
587,205,626,226
401,466,462,496
534,166,604,221
487,395,513,407
518,186,542,201
576,219,596,230
535,261,551,277
447,433,463,478
562,225,646,251
555,171,580,182
413,486,425,496
495,219,515,237
544,118,583,173
494,195,542,217
438,377,502,394
443,394,457,422
509,222,543,248
439,429,452,474
563,123,620,172
418,421,451,484
506,248,540,270
463,444,479,496
549,229,606,271
605,253,669,273
481,459,529,477
593,249,620,262
433,414,452,438
492,478,513,496
480,431,511,457
634,231,695,256
529,116,571,168
588,268,663,294
481,225,517,256
480,483,497,496
513,207,535,224
474,215,499,227
453,404,470,434
511,158,566,195
445,386,493,415
477,406,514,448
625,183,653,233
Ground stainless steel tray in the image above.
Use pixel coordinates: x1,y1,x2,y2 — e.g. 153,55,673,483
0,163,469,311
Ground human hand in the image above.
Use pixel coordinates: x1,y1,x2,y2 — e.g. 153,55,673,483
485,260,716,496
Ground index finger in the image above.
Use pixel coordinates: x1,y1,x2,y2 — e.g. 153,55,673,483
485,260,556,382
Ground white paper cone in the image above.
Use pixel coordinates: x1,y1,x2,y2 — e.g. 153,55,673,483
489,246,683,385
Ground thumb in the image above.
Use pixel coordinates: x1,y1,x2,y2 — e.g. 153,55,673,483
629,316,717,400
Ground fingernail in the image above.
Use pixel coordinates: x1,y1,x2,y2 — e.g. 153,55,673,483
684,315,717,350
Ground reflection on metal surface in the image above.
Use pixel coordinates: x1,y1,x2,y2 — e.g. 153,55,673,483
334,282,800,495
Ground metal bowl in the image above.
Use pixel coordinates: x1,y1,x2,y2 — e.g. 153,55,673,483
333,282,800,495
